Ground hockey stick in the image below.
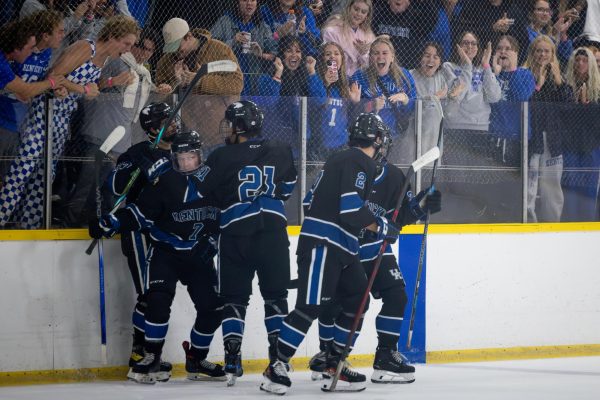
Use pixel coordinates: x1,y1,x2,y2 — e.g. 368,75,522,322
406,97,444,349
93,125,126,364
85,60,238,255
327,146,440,392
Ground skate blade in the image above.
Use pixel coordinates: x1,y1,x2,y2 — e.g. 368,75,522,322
187,372,228,382
371,370,415,384
127,371,157,385
260,379,288,395
155,371,171,382
321,378,366,392
226,373,237,386
310,371,325,381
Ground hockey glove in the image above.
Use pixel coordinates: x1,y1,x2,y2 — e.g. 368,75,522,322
425,190,442,214
88,214,120,239
128,143,170,181
376,216,401,244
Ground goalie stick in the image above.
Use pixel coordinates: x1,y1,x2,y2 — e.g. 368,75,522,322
325,146,441,392
93,125,126,364
85,60,238,255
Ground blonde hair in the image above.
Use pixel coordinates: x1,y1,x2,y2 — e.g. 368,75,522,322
523,35,562,85
97,15,139,42
566,47,600,103
318,42,351,99
341,0,374,33
366,36,412,96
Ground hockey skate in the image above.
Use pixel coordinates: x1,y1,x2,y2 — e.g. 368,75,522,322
371,347,415,384
308,350,327,381
224,339,243,386
128,351,172,384
182,341,227,381
260,360,291,395
321,350,366,392
127,345,172,382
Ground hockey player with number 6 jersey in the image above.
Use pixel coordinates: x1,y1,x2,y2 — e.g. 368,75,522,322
261,113,404,395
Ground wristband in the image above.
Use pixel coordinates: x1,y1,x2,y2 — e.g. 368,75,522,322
84,84,90,95
482,63,490,69
48,77,56,89
107,77,113,87
272,76,281,82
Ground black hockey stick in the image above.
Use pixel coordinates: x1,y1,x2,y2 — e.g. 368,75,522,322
406,97,444,349
93,125,126,364
326,146,440,392
85,60,238,255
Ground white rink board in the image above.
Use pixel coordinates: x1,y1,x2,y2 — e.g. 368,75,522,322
1,230,600,373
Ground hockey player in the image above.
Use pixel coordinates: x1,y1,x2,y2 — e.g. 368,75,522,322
307,130,442,384
106,102,175,381
89,131,226,384
261,113,403,395
189,100,297,386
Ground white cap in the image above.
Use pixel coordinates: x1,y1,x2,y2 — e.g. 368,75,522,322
162,18,189,53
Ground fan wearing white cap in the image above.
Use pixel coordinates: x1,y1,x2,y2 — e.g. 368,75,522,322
155,18,244,147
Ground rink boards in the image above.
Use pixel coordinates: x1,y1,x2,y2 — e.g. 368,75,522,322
1,223,600,385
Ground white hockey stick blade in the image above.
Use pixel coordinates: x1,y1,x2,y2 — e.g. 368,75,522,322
206,60,238,74
99,125,126,155
411,146,440,173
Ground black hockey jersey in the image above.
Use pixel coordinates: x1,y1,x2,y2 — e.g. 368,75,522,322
114,167,219,253
191,137,297,235
300,147,378,259
358,162,419,263
107,141,170,203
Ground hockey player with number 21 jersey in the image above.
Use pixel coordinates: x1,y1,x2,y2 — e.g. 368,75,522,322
189,100,298,386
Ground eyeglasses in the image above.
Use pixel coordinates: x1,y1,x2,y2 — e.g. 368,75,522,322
460,40,478,47
534,7,553,14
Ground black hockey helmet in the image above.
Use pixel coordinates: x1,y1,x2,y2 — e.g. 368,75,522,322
222,100,264,137
139,102,177,142
349,113,392,161
170,131,203,175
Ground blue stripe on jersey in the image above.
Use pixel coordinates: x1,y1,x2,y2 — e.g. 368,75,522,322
318,320,334,341
300,217,359,255
220,197,286,228
375,314,403,337
358,240,394,262
307,246,326,305
264,314,285,334
126,204,154,229
222,317,245,340
132,308,145,332
184,178,201,203
148,227,197,251
191,328,214,349
339,192,364,214
279,179,297,198
278,321,306,350
145,320,169,342
333,323,360,349
374,164,388,185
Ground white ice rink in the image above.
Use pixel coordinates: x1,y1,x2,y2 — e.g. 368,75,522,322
1,356,599,400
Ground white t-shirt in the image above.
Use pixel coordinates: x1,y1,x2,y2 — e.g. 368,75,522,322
583,0,600,42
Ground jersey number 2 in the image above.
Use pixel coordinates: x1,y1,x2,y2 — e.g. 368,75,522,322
238,166,275,201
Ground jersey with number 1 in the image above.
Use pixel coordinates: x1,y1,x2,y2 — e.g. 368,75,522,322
300,147,378,262
192,137,297,235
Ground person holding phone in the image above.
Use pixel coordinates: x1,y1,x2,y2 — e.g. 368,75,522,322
322,0,376,77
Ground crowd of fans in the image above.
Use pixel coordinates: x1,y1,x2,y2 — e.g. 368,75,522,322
1,0,600,228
